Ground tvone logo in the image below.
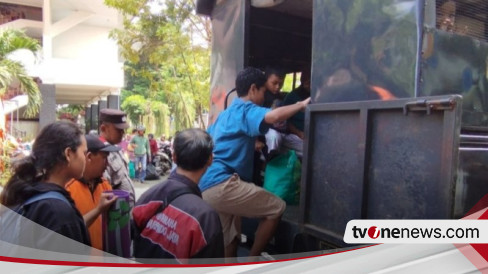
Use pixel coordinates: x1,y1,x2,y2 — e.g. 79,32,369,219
368,226,380,239
351,225,381,239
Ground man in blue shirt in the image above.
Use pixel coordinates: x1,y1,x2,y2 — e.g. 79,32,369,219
200,67,311,258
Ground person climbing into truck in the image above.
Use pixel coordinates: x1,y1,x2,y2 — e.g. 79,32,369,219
199,67,311,259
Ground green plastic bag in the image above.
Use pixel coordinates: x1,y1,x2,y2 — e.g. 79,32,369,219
263,150,301,205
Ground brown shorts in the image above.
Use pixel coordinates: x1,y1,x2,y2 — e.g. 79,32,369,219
202,174,286,246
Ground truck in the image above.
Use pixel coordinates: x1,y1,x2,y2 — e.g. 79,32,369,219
196,0,488,254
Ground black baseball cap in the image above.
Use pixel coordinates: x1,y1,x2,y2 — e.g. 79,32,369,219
85,134,121,153
99,109,130,129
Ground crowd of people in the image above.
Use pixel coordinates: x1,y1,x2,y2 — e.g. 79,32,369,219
0,67,310,263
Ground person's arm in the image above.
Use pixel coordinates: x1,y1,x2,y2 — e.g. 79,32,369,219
83,192,117,228
103,154,116,187
264,97,311,125
288,122,304,140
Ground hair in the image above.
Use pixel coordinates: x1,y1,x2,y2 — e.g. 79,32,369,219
148,133,154,139
264,67,285,80
0,121,84,207
173,128,213,171
235,67,267,97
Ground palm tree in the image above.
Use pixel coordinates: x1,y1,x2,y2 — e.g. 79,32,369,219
0,28,42,131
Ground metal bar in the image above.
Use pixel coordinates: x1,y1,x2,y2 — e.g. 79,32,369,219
403,97,457,115
440,96,462,218
460,134,488,140
308,97,455,113
460,147,488,151
244,0,250,68
293,72,297,90
415,0,426,98
358,107,370,219
299,106,313,228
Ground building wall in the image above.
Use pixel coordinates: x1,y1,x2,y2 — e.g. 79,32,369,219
45,25,123,87
53,25,118,62
1,0,124,134
5,120,39,140
38,84,56,130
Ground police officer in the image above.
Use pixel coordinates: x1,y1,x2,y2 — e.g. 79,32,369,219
99,108,135,209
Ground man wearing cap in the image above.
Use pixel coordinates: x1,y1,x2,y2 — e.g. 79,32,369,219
99,109,136,209
66,134,118,250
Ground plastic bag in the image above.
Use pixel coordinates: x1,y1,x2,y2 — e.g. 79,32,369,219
128,161,135,179
263,150,301,205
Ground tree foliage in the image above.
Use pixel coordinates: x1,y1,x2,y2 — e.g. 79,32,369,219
57,104,84,122
121,94,148,125
105,0,211,135
0,29,42,118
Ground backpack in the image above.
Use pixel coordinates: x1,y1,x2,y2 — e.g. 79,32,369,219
145,163,160,180
17,191,70,213
0,191,70,244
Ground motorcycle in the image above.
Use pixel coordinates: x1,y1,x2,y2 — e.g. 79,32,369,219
151,144,172,177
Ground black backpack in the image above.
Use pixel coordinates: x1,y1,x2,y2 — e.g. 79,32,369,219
145,163,160,180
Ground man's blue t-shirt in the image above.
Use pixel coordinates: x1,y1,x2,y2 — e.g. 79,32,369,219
199,98,270,192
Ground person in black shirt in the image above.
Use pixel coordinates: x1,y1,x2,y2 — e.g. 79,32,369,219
263,67,286,109
0,121,91,251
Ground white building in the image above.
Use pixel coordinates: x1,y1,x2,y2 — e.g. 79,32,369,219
0,0,123,135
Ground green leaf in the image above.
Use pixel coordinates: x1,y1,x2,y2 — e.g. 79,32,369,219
110,0,211,132
0,29,41,119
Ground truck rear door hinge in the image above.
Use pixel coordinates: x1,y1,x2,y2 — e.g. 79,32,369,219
403,97,457,115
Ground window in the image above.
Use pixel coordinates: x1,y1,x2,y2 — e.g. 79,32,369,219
435,0,487,41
